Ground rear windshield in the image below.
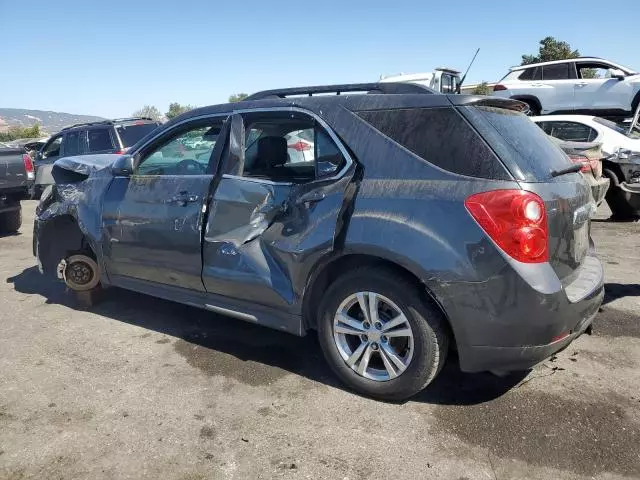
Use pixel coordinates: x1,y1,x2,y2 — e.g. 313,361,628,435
116,123,160,147
460,106,570,182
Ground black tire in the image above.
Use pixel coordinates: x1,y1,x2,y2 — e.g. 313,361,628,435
523,100,540,116
31,185,42,200
603,169,637,220
317,267,449,401
0,207,22,234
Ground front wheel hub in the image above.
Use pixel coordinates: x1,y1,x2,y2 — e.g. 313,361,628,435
62,254,100,291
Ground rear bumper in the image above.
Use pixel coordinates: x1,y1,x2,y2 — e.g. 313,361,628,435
439,252,605,373
459,283,602,372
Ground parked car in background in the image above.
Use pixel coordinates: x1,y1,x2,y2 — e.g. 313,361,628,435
550,137,609,208
34,83,603,401
0,145,34,233
493,57,640,118
32,117,160,199
379,68,461,93
531,106,640,155
596,149,640,219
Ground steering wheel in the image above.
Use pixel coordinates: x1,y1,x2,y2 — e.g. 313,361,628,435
175,159,207,175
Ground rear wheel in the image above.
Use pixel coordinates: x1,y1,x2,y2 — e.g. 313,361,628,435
523,100,540,116
317,267,449,401
0,207,22,234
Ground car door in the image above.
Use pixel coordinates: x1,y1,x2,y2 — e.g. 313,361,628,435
35,134,63,192
202,109,355,313
101,115,227,291
538,62,577,112
574,61,633,112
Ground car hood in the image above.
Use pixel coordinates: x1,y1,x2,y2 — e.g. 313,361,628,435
54,154,120,176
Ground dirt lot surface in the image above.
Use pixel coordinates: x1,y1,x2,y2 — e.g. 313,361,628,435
1,201,639,480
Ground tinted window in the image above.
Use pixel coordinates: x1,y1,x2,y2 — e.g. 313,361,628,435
64,130,81,156
357,107,509,179
537,121,597,142
519,67,541,81
543,63,570,80
116,123,160,148
87,129,114,152
461,106,570,182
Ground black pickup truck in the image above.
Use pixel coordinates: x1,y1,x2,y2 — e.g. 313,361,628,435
0,146,34,233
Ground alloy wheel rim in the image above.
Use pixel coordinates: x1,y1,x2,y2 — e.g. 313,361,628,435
333,292,414,382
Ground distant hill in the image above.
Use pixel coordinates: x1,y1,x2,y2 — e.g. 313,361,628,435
0,108,105,135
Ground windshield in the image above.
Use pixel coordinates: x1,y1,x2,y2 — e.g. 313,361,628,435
116,123,160,148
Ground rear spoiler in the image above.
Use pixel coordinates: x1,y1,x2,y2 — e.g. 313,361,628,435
448,95,528,112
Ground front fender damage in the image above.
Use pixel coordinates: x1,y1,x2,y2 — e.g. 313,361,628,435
34,155,117,279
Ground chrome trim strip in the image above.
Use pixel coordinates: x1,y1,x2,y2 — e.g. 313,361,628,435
221,174,292,186
205,303,258,322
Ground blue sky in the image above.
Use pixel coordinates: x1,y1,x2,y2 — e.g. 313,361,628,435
1,0,638,118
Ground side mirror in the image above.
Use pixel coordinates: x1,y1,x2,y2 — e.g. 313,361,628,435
610,69,626,80
111,154,136,177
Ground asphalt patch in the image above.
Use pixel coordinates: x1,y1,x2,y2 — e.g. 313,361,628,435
433,390,640,477
593,306,640,338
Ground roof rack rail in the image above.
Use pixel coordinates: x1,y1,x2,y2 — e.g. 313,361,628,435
60,116,156,131
61,120,111,131
245,82,434,101
111,117,154,123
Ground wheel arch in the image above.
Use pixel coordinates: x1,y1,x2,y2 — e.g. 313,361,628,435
509,94,542,113
37,214,97,275
301,251,456,345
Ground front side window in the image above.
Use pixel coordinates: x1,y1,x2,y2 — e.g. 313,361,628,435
87,128,115,153
576,62,616,79
441,75,454,93
41,136,62,159
238,113,345,182
136,121,222,176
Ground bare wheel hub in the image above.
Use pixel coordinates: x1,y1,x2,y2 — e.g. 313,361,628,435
62,255,100,291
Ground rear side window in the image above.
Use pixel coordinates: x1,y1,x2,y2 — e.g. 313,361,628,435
87,128,114,152
542,63,571,80
461,106,570,182
116,123,160,148
64,130,81,156
356,107,509,179
536,121,597,142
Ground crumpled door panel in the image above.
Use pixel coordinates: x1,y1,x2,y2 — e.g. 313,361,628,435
202,174,353,313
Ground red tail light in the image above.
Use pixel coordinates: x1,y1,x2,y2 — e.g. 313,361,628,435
568,154,596,174
465,190,548,263
114,148,128,155
22,153,35,180
288,141,311,151
493,84,507,91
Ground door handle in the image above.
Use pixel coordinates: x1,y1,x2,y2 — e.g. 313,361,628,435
168,191,199,206
575,83,588,87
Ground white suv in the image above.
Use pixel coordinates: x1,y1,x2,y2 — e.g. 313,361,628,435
492,57,640,118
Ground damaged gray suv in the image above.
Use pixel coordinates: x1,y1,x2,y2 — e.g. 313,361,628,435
33,83,604,401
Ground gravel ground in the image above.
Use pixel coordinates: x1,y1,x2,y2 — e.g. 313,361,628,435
0,201,639,480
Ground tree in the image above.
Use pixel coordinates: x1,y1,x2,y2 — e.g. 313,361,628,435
521,36,580,65
228,93,248,103
0,124,41,142
166,102,195,120
132,105,162,121
472,82,493,95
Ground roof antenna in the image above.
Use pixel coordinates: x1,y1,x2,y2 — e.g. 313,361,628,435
456,48,480,93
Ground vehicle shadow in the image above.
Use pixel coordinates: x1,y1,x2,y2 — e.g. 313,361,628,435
7,266,526,406
604,282,640,306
